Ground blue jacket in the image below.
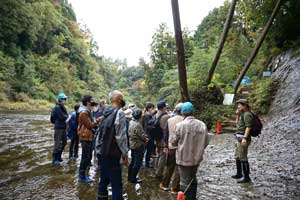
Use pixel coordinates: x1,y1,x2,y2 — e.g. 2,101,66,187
68,112,78,140
52,103,68,129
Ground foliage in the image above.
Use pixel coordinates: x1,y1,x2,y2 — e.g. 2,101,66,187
248,79,279,114
0,0,298,114
0,0,112,107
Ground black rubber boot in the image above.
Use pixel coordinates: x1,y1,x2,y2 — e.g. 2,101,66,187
128,167,133,182
57,151,63,162
130,168,142,183
69,145,73,159
237,161,251,183
184,179,197,200
231,159,242,179
52,153,60,165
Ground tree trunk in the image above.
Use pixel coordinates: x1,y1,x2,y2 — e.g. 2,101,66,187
206,0,238,86
171,0,189,102
234,0,282,95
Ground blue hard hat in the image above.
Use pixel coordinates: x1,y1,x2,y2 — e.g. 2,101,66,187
57,93,68,99
181,102,194,114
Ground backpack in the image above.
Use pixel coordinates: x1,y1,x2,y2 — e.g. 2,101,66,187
149,113,167,140
250,112,263,137
95,108,119,157
50,107,56,124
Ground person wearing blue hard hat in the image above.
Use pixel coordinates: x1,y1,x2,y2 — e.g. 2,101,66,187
57,93,68,100
50,93,69,165
171,102,209,200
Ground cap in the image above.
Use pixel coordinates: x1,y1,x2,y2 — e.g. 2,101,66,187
157,100,166,110
128,103,135,109
236,99,249,105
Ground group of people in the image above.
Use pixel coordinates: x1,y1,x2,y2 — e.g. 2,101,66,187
50,90,254,200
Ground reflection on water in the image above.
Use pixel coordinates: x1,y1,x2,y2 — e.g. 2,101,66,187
0,112,299,199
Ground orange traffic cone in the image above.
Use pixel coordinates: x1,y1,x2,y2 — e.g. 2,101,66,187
215,119,222,134
177,191,185,200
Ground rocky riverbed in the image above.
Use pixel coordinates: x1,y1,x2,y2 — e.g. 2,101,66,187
0,111,299,200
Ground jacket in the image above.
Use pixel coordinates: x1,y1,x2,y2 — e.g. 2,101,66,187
77,105,97,141
67,111,78,140
52,103,68,129
167,115,184,149
95,106,128,158
129,119,148,149
142,113,154,136
156,110,170,146
172,116,209,166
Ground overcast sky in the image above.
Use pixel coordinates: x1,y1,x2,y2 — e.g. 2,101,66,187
68,0,225,66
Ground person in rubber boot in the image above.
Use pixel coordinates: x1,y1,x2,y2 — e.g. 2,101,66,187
51,93,68,165
232,99,253,183
77,95,102,183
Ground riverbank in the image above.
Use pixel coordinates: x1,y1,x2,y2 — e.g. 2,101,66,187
0,100,53,112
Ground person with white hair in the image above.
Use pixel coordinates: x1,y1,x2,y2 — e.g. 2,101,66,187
96,90,128,200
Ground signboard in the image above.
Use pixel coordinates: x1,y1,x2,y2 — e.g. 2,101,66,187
263,71,271,77
223,93,235,105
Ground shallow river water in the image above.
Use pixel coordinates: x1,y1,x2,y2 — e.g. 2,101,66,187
0,112,299,200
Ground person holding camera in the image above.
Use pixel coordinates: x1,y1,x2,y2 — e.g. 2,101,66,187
77,95,102,183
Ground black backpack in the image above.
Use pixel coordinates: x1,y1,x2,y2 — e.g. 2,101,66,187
95,108,119,157
250,112,263,137
149,113,167,140
50,107,56,124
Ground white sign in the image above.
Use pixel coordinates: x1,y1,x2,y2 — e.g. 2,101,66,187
223,94,235,105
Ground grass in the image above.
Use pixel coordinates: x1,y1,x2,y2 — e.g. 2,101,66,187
0,99,54,112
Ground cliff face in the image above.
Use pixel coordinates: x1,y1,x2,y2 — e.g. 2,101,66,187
269,48,300,133
250,48,300,198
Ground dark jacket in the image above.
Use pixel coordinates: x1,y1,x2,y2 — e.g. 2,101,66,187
52,103,68,129
142,113,154,136
67,112,78,140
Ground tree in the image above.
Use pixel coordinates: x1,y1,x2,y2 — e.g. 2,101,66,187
234,0,282,94
206,0,237,86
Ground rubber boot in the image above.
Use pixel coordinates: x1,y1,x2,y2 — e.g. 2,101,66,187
78,170,93,183
98,193,109,200
128,166,133,182
57,151,63,162
52,153,60,165
130,168,142,183
185,180,197,200
237,161,251,183
231,159,242,179
69,148,73,160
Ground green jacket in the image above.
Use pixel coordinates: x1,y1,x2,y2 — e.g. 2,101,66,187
237,111,253,134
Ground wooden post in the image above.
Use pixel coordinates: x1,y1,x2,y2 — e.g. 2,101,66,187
171,0,189,102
